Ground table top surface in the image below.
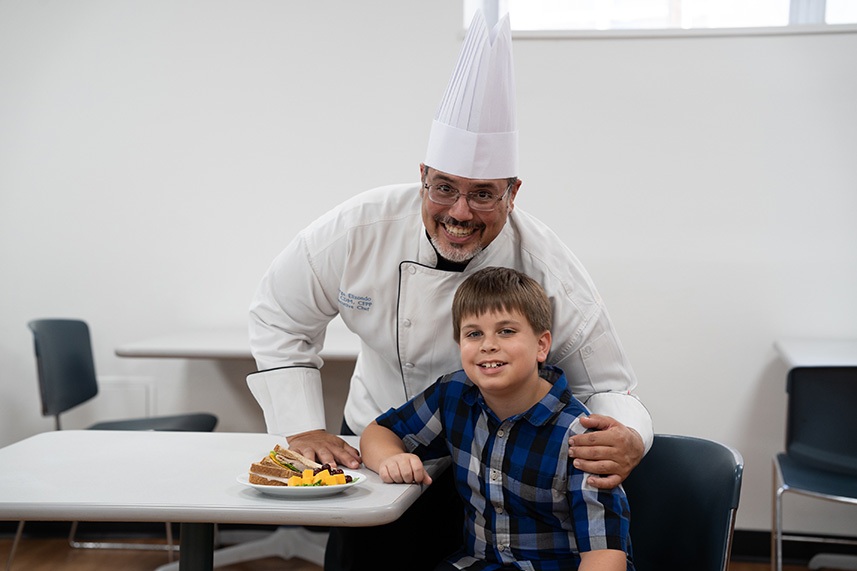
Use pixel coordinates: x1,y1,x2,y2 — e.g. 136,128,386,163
115,318,360,360
774,338,857,368
0,431,435,527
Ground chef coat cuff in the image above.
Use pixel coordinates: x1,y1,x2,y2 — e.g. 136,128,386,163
583,391,654,454
246,367,327,437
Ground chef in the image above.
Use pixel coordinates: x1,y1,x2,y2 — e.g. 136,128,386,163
248,11,652,571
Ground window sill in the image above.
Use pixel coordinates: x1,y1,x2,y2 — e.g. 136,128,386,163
511,23,857,40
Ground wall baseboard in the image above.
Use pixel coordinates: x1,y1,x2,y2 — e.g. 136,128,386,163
731,529,857,564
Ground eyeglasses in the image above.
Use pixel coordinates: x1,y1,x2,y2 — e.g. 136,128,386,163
423,182,512,212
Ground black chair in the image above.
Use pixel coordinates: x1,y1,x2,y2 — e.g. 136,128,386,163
6,319,218,569
622,434,744,571
772,366,857,571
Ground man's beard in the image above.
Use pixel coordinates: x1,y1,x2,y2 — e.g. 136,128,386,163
429,233,483,264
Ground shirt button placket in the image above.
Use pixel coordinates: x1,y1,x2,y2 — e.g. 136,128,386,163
491,421,512,563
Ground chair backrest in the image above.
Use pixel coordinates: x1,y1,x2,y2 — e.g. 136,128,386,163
621,434,744,571
28,319,99,428
786,366,857,476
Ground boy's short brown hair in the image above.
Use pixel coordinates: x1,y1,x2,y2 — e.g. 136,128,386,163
452,267,552,340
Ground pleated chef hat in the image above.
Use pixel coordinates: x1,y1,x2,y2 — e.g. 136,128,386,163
425,11,517,180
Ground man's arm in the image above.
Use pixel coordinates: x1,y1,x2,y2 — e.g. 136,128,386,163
248,232,361,466
245,368,362,469
553,309,653,488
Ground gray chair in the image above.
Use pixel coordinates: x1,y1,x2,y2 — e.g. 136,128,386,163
772,366,857,571
6,319,218,570
622,434,744,571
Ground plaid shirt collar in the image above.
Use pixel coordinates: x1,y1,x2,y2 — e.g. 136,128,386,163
461,364,573,426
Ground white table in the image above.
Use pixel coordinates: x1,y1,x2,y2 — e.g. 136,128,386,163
0,431,438,570
774,338,857,368
115,318,361,360
113,319,360,435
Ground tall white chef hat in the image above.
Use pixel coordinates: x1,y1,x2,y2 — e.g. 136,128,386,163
424,10,517,180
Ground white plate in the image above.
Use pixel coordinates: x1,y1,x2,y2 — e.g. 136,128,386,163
237,470,363,498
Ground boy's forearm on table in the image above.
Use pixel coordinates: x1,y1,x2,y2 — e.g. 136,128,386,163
359,422,407,472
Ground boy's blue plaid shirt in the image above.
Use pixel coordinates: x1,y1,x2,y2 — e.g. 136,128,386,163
376,365,634,571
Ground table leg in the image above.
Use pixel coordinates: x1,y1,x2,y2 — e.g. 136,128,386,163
179,522,214,571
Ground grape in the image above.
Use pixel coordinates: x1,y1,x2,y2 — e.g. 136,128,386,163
309,464,352,483
313,464,331,475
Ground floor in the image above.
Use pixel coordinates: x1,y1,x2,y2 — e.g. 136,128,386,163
0,536,322,571
0,534,817,571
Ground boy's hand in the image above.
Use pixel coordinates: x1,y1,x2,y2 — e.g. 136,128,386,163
377,453,433,485
568,414,644,489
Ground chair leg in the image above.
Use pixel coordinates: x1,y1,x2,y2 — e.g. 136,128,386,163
165,522,175,562
4,521,25,571
67,521,79,548
772,463,784,571
772,490,783,571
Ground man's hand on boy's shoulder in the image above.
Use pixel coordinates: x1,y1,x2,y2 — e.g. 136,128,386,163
568,414,644,489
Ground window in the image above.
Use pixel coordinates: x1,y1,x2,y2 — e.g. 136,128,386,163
465,0,857,33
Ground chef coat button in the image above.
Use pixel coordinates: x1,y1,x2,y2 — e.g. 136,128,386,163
404,362,414,369
407,265,417,275
402,319,412,327
583,345,593,356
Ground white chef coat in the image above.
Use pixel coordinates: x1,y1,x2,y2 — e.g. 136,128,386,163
248,183,652,450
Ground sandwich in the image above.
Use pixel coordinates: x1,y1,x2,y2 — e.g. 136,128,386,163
248,444,353,486
248,444,321,486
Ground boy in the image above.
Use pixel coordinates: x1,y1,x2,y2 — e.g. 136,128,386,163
361,267,634,571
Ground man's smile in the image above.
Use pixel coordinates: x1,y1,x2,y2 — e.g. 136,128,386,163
438,217,481,240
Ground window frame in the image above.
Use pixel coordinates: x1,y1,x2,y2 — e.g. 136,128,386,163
466,0,857,39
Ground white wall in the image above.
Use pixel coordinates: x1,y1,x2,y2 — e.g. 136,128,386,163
1,1,855,536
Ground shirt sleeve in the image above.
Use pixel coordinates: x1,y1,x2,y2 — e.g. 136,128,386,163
246,367,326,437
553,306,654,453
584,391,653,453
567,466,633,555
563,415,632,555
247,231,340,435
249,232,340,372
375,378,449,460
